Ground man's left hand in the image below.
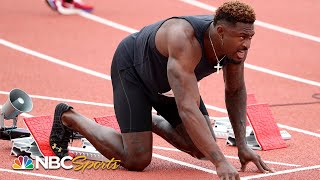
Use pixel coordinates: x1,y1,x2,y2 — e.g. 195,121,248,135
238,146,274,173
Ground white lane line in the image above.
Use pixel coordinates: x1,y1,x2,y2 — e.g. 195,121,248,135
204,104,228,113
0,39,111,80
0,168,78,180
153,146,301,167
78,12,137,34
241,165,320,179
0,91,114,108
153,146,181,152
277,124,320,138
179,0,320,43
244,64,320,87
152,153,217,174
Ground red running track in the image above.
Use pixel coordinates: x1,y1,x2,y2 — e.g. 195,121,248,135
0,0,319,179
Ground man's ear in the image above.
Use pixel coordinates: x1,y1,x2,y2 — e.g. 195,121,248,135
216,25,225,39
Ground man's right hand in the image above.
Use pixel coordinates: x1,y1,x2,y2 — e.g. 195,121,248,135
216,161,240,180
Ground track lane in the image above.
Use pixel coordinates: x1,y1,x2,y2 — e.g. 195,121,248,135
1,0,318,179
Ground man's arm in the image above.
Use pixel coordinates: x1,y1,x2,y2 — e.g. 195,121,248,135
155,19,240,179
223,61,274,173
166,27,226,165
223,61,247,148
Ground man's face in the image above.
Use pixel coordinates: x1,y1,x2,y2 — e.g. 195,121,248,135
221,22,255,62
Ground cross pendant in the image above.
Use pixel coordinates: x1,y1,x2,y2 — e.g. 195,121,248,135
214,63,222,74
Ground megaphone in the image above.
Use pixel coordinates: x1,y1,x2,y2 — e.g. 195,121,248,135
0,88,33,139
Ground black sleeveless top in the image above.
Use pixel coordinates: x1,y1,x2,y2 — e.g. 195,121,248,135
121,15,228,95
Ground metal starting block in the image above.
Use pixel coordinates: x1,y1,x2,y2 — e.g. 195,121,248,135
213,116,291,150
11,137,43,159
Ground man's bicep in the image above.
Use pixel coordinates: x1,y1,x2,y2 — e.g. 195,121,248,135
167,58,200,107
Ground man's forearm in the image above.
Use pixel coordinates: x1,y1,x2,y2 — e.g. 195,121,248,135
180,107,227,165
225,85,247,148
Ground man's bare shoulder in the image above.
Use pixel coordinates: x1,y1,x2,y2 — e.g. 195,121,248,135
160,18,195,36
156,18,200,57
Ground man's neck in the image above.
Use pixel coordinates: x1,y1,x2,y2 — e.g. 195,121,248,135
205,25,226,65
211,30,225,59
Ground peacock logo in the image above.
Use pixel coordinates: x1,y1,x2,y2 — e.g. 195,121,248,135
12,155,34,170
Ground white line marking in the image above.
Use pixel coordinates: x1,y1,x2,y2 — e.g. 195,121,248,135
0,168,78,180
277,123,320,138
179,0,320,43
241,165,320,179
0,91,114,108
153,146,181,152
153,146,300,167
204,104,228,113
1,89,319,138
244,64,320,87
152,153,217,174
0,39,111,80
78,12,138,34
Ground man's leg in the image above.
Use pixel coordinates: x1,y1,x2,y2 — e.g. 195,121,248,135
152,114,214,159
61,110,152,171
152,96,215,159
58,39,154,171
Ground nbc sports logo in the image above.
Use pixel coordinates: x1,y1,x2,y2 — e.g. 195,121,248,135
12,155,34,170
11,155,120,171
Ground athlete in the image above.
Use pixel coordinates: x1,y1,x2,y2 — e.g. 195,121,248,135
50,1,273,179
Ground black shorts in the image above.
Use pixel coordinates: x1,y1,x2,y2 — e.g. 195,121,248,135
111,37,209,133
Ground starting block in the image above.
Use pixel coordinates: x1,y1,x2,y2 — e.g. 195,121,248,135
213,94,289,151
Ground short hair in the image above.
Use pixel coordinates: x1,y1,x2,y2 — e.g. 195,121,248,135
213,1,256,26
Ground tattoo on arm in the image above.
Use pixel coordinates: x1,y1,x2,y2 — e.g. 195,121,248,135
210,151,224,162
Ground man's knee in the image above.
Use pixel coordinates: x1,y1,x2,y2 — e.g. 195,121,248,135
125,152,152,171
122,132,152,171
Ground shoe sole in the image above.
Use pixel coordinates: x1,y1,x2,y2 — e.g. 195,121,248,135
49,103,73,158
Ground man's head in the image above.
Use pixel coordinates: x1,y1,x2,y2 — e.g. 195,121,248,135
213,1,256,62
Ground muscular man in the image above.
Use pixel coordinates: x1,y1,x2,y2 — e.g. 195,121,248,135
50,1,273,179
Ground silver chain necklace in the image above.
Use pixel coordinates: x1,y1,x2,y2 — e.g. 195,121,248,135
208,23,226,74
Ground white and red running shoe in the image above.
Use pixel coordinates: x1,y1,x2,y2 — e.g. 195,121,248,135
45,0,93,14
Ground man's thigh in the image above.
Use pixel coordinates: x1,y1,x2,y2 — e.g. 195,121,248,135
111,62,153,133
